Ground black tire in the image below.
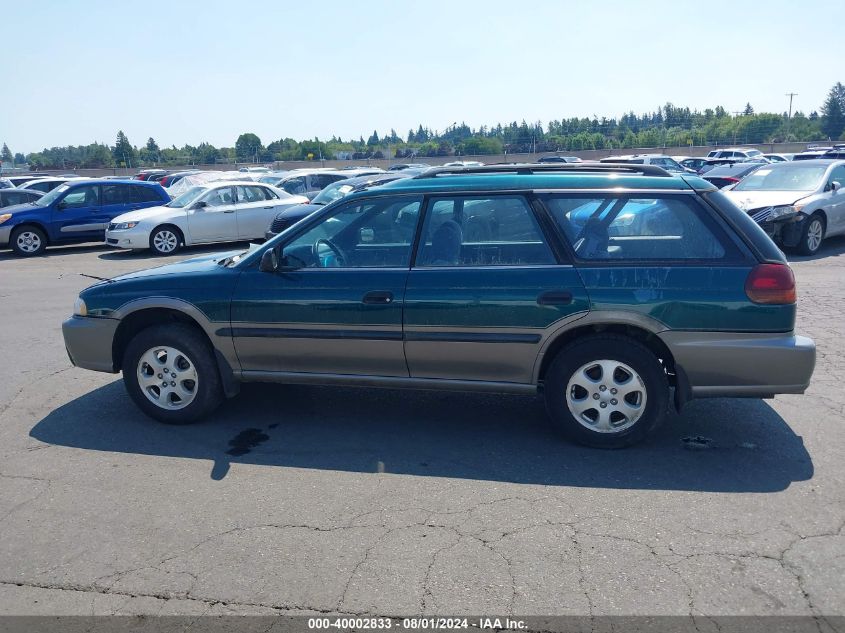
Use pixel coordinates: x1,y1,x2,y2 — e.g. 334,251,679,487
796,213,825,256
544,334,669,448
122,323,223,424
10,225,47,257
149,225,183,255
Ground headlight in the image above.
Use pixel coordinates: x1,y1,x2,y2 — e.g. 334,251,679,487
73,297,87,317
768,205,798,221
0,213,12,225
111,222,138,230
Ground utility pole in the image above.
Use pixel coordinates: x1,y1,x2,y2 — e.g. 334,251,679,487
785,92,798,141
731,111,743,145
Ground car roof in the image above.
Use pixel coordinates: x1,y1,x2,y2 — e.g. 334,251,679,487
61,179,163,186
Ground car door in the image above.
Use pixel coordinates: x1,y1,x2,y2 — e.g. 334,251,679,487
234,184,279,239
50,183,105,241
229,195,422,376
403,194,590,384
827,164,845,235
186,185,238,243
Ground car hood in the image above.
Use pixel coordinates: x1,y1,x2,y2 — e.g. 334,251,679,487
112,205,181,223
723,190,814,210
0,202,43,217
109,248,255,283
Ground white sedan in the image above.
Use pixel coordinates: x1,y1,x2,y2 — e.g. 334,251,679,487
105,181,308,255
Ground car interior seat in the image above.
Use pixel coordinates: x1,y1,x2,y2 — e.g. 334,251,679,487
427,220,463,266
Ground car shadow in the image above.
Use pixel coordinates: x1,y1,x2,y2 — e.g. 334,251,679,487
0,243,113,261
788,234,845,262
97,242,253,261
30,381,812,492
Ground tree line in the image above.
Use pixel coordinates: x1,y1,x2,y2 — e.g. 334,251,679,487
6,82,844,170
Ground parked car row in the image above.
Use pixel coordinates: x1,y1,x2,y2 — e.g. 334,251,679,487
3,154,844,258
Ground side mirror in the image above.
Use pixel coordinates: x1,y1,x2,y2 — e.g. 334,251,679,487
192,200,207,210
831,181,842,192
259,248,278,273
57,201,67,210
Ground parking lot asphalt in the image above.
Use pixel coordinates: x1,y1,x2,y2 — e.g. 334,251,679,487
0,239,844,618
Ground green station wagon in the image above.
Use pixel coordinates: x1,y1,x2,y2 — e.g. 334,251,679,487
62,164,816,448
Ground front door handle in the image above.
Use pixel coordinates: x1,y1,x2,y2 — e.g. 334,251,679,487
223,209,235,213
362,290,394,305
537,290,573,306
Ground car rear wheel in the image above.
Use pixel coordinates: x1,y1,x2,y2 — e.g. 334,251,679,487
122,324,222,424
150,225,182,255
10,225,47,257
544,335,669,448
797,213,825,256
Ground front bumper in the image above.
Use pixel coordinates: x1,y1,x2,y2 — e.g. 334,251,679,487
659,330,816,398
757,214,806,248
104,228,151,249
0,225,11,248
62,316,120,373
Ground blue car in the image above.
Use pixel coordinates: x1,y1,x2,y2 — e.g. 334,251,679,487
0,179,170,256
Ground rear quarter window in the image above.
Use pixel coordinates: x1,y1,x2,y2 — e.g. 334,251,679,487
542,194,741,262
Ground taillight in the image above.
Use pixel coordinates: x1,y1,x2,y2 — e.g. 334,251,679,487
723,177,740,183
745,264,796,304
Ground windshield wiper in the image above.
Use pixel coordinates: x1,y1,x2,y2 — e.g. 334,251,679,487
79,273,113,282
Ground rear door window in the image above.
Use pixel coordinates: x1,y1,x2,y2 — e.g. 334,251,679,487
131,185,165,203
544,194,736,261
415,195,555,266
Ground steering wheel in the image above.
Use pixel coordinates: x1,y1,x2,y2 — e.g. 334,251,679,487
313,238,348,267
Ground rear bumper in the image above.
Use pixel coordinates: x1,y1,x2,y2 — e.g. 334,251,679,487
659,330,816,398
62,316,120,373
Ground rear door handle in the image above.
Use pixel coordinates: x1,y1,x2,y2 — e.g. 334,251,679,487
263,206,274,209
223,209,235,213
362,291,394,305
537,290,573,306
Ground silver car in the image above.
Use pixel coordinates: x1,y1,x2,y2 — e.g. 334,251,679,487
105,181,308,255
724,159,845,255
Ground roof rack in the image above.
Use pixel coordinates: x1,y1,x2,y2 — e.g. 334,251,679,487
413,162,673,179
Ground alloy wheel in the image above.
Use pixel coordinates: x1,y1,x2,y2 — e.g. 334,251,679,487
806,219,823,253
565,359,647,433
136,346,198,410
153,230,178,253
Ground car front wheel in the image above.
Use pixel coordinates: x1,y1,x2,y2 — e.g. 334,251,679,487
544,334,669,448
150,225,182,255
797,213,825,256
122,324,222,424
10,225,47,256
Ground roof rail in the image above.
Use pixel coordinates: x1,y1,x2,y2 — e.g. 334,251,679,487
413,162,673,179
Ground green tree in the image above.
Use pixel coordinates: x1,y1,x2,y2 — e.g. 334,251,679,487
743,102,754,116
366,130,380,146
821,85,845,140
112,130,137,167
235,133,263,162
14,152,26,164
1,143,12,164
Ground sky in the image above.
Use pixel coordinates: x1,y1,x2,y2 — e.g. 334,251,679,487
3,0,845,155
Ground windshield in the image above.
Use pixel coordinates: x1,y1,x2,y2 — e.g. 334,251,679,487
34,183,70,206
733,164,827,192
311,181,355,205
167,186,207,208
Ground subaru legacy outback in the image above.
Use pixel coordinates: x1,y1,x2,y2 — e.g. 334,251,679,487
62,164,816,448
